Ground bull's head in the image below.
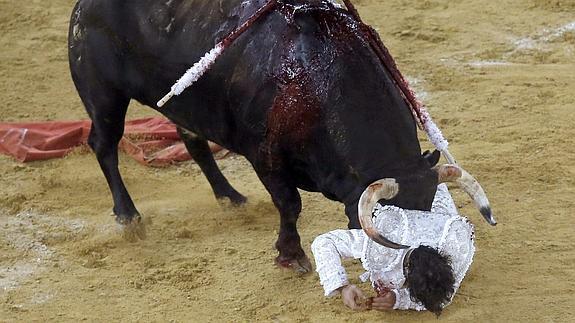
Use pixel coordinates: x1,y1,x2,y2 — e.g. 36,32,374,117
358,153,496,249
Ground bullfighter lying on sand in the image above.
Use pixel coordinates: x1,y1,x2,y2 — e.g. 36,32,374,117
312,184,475,316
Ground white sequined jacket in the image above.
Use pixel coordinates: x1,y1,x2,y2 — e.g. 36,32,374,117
311,184,475,310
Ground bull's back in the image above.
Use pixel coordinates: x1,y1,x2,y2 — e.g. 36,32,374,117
69,0,242,94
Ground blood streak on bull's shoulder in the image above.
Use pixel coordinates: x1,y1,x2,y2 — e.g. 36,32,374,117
263,3,368,167
264,43,323,164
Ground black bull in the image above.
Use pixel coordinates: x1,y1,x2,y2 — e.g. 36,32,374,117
68,0,490,272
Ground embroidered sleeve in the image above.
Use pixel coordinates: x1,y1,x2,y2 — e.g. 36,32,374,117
311,229,365,297
392,288,426,311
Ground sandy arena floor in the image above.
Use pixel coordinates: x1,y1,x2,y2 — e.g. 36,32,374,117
1,0,574,321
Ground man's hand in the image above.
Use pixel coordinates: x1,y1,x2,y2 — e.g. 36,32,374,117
371,289,396,311
340,284,369,310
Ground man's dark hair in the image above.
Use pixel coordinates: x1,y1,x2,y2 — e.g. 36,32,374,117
405,245,455,316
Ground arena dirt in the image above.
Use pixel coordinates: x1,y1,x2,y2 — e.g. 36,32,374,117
1,0,574,321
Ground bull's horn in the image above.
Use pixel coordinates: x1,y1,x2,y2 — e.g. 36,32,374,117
358,179,410,249
435,164,497,226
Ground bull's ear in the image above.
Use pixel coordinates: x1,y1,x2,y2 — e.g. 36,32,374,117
423,149,441,167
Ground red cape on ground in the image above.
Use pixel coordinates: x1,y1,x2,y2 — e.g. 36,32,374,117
0,117,227,167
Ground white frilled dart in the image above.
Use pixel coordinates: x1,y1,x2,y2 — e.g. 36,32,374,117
157,44,224,107
157,0,278,108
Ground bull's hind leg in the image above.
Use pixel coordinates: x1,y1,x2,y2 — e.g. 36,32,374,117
81,89,145,241
256,171,311,273
177,127,246,206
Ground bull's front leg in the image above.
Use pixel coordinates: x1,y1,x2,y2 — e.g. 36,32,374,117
257,171,312,273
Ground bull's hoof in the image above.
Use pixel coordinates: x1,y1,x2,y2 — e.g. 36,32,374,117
116,215,147,242
275,255,312,274
229,193,247,206
215,187,247,207
216,193,248,208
